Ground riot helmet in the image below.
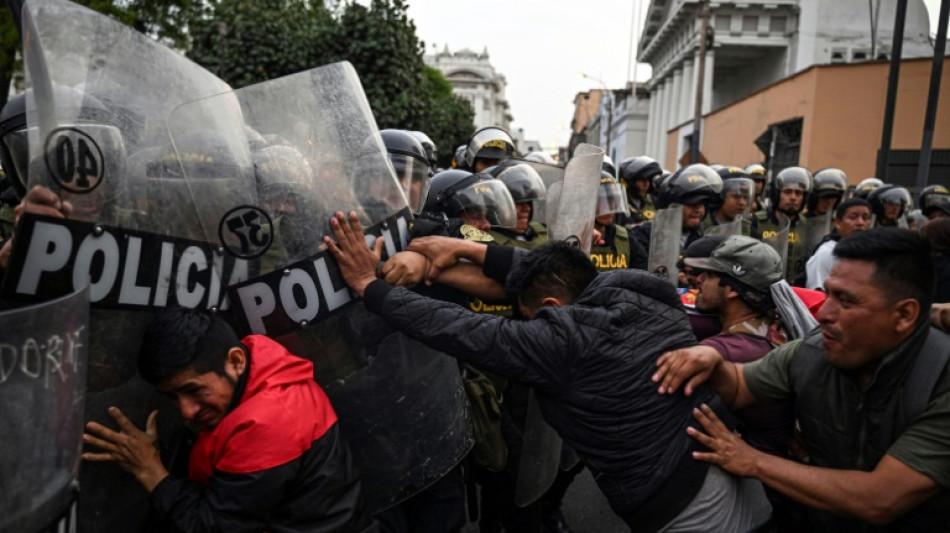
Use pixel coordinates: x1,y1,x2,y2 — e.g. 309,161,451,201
653,169,672,194
381,129,430,214
452,144,468,169
808,168,847,215
422,169,517,230
919,185,950,219
464,126,516,172
489,161,546,204
713,166,754,220
619,156,661,200
868,184,912,223
253,144,315,215
657,164,723,209
596,171,628,217
602,154,617,178
745,163,768,202
853,177,883,199
770,166,812,216
409,130,438,171
521,150,556,165
0,93,27,197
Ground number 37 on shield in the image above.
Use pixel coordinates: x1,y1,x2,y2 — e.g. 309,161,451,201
44,127,105,194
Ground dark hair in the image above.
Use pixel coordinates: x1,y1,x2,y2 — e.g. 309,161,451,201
834,198,871,221
505,241,598,311
920,217,950,255
717,274,776,315
833,227,935,319
138,307,245,385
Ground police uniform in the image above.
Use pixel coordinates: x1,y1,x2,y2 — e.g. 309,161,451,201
619,194,657,227
590,224,632,272
754,209,806,284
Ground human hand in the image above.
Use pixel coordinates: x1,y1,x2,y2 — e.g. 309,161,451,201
381,251,429,289
688,403,761,478
653,344,723,396
932,302,950,331
1,186,73,270
82,407,168,492
406,236,472,285
324,211,384,297
592,228,605,247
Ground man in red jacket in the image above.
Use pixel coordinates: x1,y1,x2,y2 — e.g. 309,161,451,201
82,307,376,532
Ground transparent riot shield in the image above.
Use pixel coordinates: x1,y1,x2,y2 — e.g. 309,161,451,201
511,145,600,506
13,2,244,531
649,205,684,284
548,143,603,254
705,216,743,237
800,212,833,260
0,287,88,533
763,214,791,281
168,62,472,512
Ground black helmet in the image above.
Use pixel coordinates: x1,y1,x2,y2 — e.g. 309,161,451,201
451,144,467,170
0,93,26,197
657,164,723,209
919,185,950,218
464,126,516,168
253,145,313,201
868,184,912,221
618,156,662,194
653,169,672,193
381,129,430,213
744,163,767,182
853,177,883,199
808,168,847,211
521,151,555,164
769,166,812,214
716,166,748,181
602,154,617,178
422,169,517,228
410,130,438,170
711,166,754,215
488,161,546,204
597,171,629,216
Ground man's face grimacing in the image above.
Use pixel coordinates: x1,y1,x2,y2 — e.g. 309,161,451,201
835,206,871,238
515,202,532,233
682,202,706,230
778,187,804,213
817,259,918,375
157,348,246,431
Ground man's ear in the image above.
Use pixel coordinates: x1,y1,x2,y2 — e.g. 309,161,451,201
226,347,247,377
540,297,566,309
892,298,921,336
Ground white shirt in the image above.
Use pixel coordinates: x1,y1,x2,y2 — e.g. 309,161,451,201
805,239,836,290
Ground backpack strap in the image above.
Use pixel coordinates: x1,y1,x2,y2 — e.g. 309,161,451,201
904,327,950,425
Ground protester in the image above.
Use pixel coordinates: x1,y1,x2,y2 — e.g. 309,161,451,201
654,228,950,531
804,198,872,290
82,307,375,532
325,212,771,531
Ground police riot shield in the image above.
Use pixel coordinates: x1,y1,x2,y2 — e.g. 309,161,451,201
547,143,603,254
648,205,684,284
0,287,88,533
3,2,244,531
704,216,743,237
167,63,473,512
800,212,832,260
762,214,791,280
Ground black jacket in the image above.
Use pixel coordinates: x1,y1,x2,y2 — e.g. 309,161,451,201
364,270,715,519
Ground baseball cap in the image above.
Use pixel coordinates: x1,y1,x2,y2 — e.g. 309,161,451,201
684,235,784,293
677,235,727,270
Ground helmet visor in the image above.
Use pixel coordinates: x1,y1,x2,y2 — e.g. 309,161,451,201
925,194,950,215
390,153,430,214
777,173,810,192
2,128,29,193
721,178,755,217
466,128,515,167
497,163,546,203
597,180,629,216
453,179,518,229
879,187,911,207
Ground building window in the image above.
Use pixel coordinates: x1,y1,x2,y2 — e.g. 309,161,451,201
852,50,868,61
831,48,847,64
743,16,758,32
769,16,787,34
715,15,731,32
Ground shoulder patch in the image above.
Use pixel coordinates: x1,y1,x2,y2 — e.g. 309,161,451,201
461,225,494,242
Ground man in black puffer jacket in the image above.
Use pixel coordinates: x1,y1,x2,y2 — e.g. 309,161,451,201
326,212,771,532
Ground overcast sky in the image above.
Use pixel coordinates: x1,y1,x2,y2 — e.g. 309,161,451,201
405,0,947,152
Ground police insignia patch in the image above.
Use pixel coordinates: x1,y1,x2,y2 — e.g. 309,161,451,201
460,225,494,242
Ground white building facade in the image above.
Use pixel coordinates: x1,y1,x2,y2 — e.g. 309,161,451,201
424,46,514,133
638,0,934,167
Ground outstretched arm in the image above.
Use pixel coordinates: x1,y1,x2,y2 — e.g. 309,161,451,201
689,404,940,526
653,345,757,410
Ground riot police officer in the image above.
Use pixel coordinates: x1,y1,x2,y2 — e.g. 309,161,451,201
868,184,912,227
753,166,813,284
617,155,660,228
852,177,883,199
409,130,438,175
382,129,431,214
807,168,847,219
464,126,517,173
591,171,632,271
486,161,548,250
704,166,756,236
415,168,515,241
744,163,768,212
919,185,950,220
